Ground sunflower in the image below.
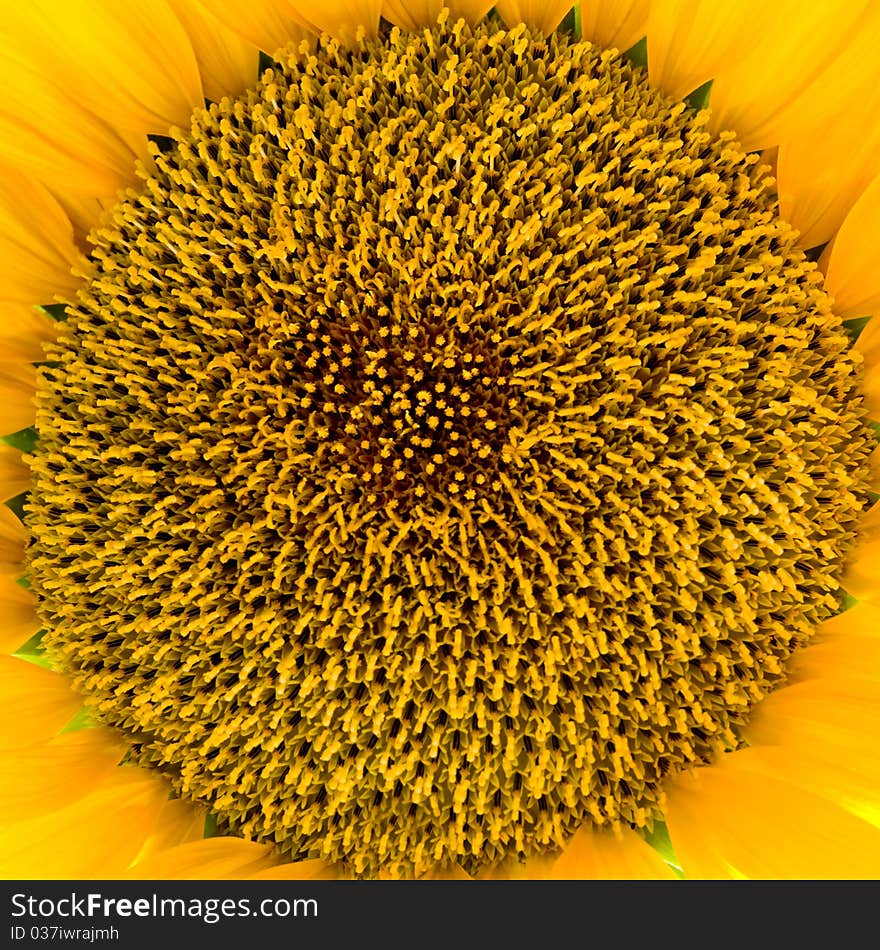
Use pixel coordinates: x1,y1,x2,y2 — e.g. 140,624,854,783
1,0,879,881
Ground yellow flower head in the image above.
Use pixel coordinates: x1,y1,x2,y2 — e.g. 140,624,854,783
1,0,879,880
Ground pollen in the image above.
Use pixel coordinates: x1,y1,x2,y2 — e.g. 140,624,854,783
27,15,873,878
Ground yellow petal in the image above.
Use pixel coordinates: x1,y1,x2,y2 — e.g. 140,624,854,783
495,0,572,33
578,0,649,52
250,858,341,879
0,362,35,437
0,169,80,306
856,315,880,418
551,826,677,879
290,0,383,40
664,749,880,879
201,0,381,49
0,727,125,819
0,658,82,750
6,0,204,139
647,0,764,101
0,506,26,579
0,578,38,654
131,798,208,865
745,599,880,808
774,7,880,249
128,837,278,879
382,1,494,31
0,305,57,364
797,600,880,689
479,852,557,879
704,1,875,151
745,683,880,808
869,445,880,492
0,444,30,502
419,863,472,880
53,193,108,249
778,125,880,253
0,42,136,201
842,502,880,604
167,0,261,103
194,0,310,56
0,768,170,878
819,597,880,641
647,0,872,139
848,800,880,830
820,174,880,319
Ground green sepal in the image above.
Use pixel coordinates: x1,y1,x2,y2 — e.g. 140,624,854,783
685,79,713,111
623,36,647,69
14,629,52,669
0,427,38,453
14,629,45,654
559,7,579,38
5,493,27,522
843,315,871,342
643,820,684,877
486,7,504,27
258,50,276,77
40,303,67,322
61,707,96,733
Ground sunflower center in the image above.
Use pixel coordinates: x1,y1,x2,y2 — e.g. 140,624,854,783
29,16,871,877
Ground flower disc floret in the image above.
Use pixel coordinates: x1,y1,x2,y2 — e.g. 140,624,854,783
28,17,872,877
